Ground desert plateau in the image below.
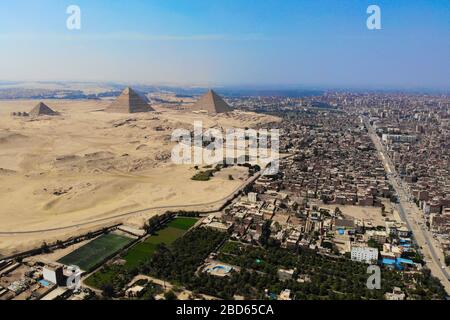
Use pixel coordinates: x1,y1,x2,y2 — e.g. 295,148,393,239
0,99,279,255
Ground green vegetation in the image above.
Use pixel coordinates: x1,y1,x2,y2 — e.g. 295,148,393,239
124,228,184,269
125,218,197,269
167,210,201,217
167,217,198,230
220,241,247,256
367,238,383,252
210,244,446,300
84,264,131,293
134,279,148,286
139,281,164,300
58,233,134,271
191,170,216,181
146,228,227,286
192,163,226,181
191,162,260,180
164,290,177,300
40,242,51,254
238,163,261,176
143,212,173,234
445,254,450,267
83,218,446,300
84,217,197,295
402,250,424,264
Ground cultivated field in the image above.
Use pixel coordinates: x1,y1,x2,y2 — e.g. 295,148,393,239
166,217,198,230
123,217,198,269
85,217,197,288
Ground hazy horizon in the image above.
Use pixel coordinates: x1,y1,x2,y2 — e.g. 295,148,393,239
1,0,449,90
1,80,449,95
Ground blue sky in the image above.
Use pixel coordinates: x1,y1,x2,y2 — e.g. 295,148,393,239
0,0,449,89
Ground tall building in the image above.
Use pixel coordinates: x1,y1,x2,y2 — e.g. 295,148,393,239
351,246,379,264
43,264,66,286
248,192,258,203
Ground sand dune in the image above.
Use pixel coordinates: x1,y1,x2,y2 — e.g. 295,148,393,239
0,99,279,255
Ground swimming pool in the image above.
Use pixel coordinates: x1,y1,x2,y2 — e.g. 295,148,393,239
39,279,50,287
212,265,232,272
205,264,233,274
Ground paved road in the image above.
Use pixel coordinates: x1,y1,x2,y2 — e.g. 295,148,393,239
364,117,450,295
0,172,261,235
393,180,450,279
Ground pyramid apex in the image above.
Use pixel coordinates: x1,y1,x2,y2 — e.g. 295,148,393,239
106,86,154,113
29,102,57,116
191,89,232,114
122,87,133,94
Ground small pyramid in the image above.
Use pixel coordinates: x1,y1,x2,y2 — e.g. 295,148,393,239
106,87,154,113
191,89,233,114
29,102,58,117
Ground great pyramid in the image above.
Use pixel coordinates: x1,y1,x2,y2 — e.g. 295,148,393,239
29,102,58,117
191,89,233,114
106,87,154,113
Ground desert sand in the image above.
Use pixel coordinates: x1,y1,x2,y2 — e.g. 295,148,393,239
0,99,280,255
317,200,397,227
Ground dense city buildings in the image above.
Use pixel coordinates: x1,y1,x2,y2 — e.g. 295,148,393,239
1,91,449,301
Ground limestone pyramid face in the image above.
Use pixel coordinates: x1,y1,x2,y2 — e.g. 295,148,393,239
191,89,233,114
29,102,58,116
106,87,154,113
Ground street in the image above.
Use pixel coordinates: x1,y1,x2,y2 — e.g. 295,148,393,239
364,117,450,295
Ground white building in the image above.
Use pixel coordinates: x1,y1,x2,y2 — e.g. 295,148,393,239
43,264,65,285
278,289,292,300
351,246,379,264
381,134,417,144
248,192,258,203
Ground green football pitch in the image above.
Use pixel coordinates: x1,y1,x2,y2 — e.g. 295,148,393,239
84,217,199,288
58,233,134,272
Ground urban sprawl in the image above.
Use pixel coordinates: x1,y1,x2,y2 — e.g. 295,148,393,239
0,91,449,301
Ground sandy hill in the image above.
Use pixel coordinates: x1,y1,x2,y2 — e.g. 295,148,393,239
0,99,280,255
